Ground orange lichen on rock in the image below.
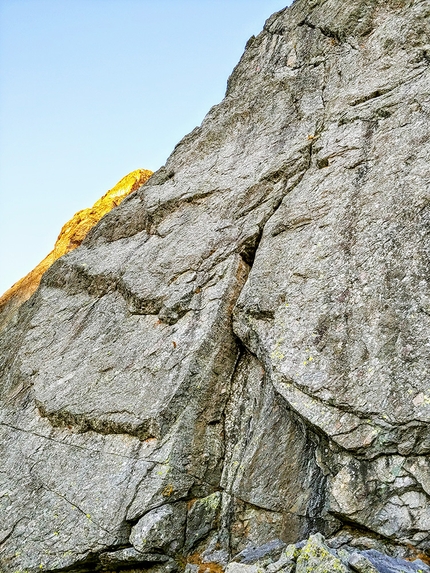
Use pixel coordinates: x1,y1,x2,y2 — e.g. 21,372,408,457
186,553,225,573
0,168,153,331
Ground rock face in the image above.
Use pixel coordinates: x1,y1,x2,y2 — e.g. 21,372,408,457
223,534,430,573
1,0,429,571
0,168,153,332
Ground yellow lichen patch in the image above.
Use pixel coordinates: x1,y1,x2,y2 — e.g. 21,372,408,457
0,168,153,331
162,484,175,497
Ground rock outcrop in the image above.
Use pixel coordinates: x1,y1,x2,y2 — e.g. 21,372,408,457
1,0,429,572
0,168,153,332
222,534,430,573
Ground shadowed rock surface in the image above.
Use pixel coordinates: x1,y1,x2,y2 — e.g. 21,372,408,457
0,0,429,571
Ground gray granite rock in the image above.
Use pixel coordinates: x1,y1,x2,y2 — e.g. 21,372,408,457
225,564,260,573
360,550,430,573
349,552,380,573
266,552,295,573
130,502,187,556
1,0,430,571
223,535,430,573
99,547,169,569
233,539,287,565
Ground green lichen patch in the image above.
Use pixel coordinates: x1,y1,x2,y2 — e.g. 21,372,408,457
296,534,349,573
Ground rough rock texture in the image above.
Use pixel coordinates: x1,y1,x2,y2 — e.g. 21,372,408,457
1,0,430,571
224,534,430,573
0,168,153,332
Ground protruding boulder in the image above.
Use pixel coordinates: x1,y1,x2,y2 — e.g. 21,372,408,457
295,534,349,573
130,502,187,556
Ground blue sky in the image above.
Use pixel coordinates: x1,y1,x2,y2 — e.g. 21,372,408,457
0,0,291,294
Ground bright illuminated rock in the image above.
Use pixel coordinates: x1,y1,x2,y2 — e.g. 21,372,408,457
0,168,152,331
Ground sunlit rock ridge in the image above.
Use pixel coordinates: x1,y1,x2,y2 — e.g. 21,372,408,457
0,0,430,572
0,168,153,332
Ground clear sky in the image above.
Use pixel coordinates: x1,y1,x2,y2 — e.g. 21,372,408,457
0,0,291,295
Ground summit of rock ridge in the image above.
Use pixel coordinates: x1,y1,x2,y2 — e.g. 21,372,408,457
0,168,153,332
1,0,429,572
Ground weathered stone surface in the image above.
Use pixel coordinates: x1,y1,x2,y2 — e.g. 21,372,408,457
295,533,349,573
225,535,430,573
266,558,295,573
143,560,179,573
1,0,430,571
221,350,334,555
365,550,430,573
225,564,259,573
233,540,287,565
222,535,430,573
185,492,222,551
184,565,200,573
99,547,169,569
349,552,380,573
130,502,187,556
265,550,295,573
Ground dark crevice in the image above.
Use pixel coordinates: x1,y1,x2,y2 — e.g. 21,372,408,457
31,405,227,495
36,401,159,442
230,496,285,516
271,216,313,237
244,308,276,321
44,257,164,317
298,17,362,52
238,229,263,267
0,420,158,462
328,513,421,553
219,341,334,542
249,160,312,246
39,542,153,573
350,88,393,107
272,372,430,460
317,157,330,169
0,517,28,547
299,18,342,43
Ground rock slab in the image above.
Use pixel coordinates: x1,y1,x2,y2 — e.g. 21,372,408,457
1,0,430,571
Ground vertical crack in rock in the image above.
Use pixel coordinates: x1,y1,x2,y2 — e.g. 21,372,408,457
219,345,338,556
